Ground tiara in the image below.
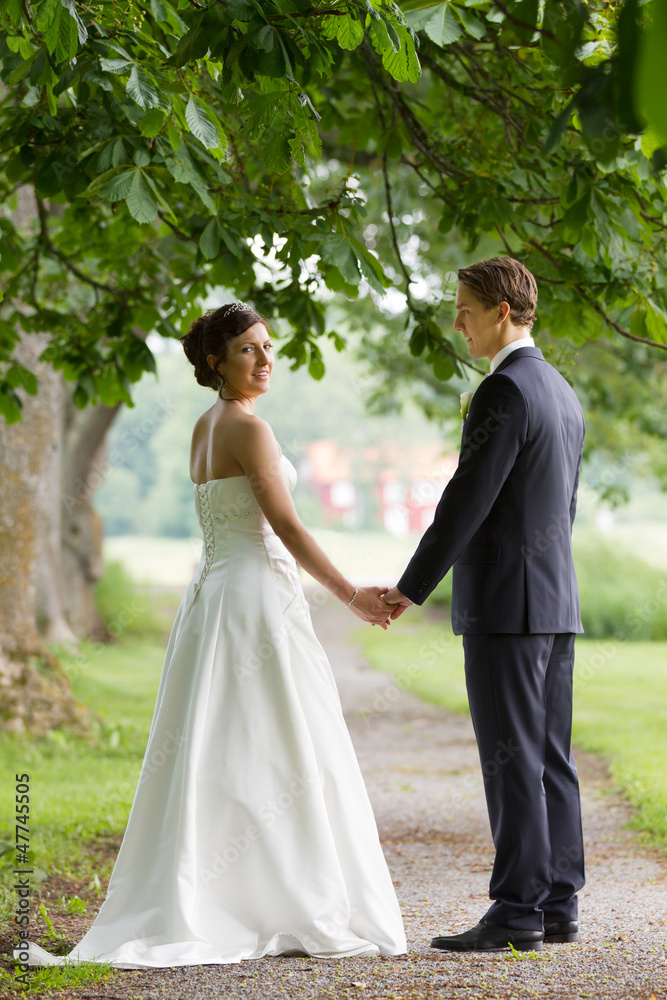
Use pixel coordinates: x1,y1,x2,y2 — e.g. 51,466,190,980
221,301,254,315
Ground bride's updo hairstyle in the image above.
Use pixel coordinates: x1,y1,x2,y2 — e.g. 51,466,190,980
181,302,265,390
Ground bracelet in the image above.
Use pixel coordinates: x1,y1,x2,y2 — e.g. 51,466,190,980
346,586,359,607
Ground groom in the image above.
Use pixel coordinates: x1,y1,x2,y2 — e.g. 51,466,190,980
383,257,586,952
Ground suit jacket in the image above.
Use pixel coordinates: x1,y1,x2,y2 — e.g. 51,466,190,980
397,347,585,634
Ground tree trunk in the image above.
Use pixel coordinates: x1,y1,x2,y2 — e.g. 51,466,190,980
56,396,122,640
0,184,123,732
0,332,89,734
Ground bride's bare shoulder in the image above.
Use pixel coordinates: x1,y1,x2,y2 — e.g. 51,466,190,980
234,411,277,443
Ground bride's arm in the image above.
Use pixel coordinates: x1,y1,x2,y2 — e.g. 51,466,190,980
234,419,391,626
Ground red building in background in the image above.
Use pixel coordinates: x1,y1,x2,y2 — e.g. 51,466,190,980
299,439,457,535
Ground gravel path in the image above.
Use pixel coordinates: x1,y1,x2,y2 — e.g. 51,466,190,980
8,595,667,998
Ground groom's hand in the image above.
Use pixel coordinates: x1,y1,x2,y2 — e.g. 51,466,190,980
349,586,394,629
381,586,413,620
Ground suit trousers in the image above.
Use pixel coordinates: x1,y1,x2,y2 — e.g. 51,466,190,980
463,632,585,930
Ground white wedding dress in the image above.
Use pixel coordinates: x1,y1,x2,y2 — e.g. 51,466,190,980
22,455,406,968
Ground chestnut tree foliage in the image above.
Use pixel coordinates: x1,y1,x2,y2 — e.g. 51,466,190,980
0,0,665,429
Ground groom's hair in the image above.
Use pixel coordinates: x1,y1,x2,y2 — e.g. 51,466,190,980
458,257,538,329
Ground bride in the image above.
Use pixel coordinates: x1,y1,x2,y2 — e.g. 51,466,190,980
22,302,406,968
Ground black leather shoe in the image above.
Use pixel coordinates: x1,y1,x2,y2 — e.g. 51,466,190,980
430,920,544,952
544,920,579,943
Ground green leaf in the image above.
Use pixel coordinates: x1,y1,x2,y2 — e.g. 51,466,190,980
170,23,209,67
318,235,361,285
72,383,89,409
337,15,364,50
121,337,157,381
369,18,392,55
640,127,664,160
9,47,41,86
95,369,124,407
3,0,24,28
252,25,276,52
454,6,486,40
167,119,181,150
126,65,160,110
94,170,135,201
125,171,158,223
432,353,454,381
409,326,427,356
543,99,574,155
140,109,167,137
100,57,134,74
262,131,292,174
424,3,462,46
185,95,219,149
96,169,136,202
199,219,221,259
579,226,597,258
0,385,23,424
43,2,78,63
62,0,88,46
562,191,590,231
645,300,667,344
5,363,38,395
308,344,325,380
328,331,346,352
349,237,391,293
288,135,305,168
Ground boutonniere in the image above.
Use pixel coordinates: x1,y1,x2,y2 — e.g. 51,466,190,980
460,390,475,420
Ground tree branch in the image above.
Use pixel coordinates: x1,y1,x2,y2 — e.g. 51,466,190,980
575,289,667,352
382,151,414,306
527,236,667,352
381,154,482,375
35,199,118,295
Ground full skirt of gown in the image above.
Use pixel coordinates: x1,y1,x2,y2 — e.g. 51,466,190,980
20,456,406,968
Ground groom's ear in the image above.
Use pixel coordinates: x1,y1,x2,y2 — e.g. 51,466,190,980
496,301,512,324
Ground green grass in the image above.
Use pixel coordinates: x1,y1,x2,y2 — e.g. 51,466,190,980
0,638,165,886
0,634,167,989
356,608,667,851
0,961,114,995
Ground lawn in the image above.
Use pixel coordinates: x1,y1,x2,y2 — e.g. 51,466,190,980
355,609,667,851
0,638,166,886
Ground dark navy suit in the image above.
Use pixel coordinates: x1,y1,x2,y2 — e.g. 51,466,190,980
397,346,586,930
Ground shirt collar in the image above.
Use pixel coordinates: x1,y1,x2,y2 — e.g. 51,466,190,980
489,336,535,374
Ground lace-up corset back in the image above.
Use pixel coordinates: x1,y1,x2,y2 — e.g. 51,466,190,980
194,453,296,549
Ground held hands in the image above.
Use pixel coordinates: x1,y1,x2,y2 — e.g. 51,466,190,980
380,586,413,620
346,585,414,629
347,587,396,630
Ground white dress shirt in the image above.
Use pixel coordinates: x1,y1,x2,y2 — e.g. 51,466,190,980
489,335,535,374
